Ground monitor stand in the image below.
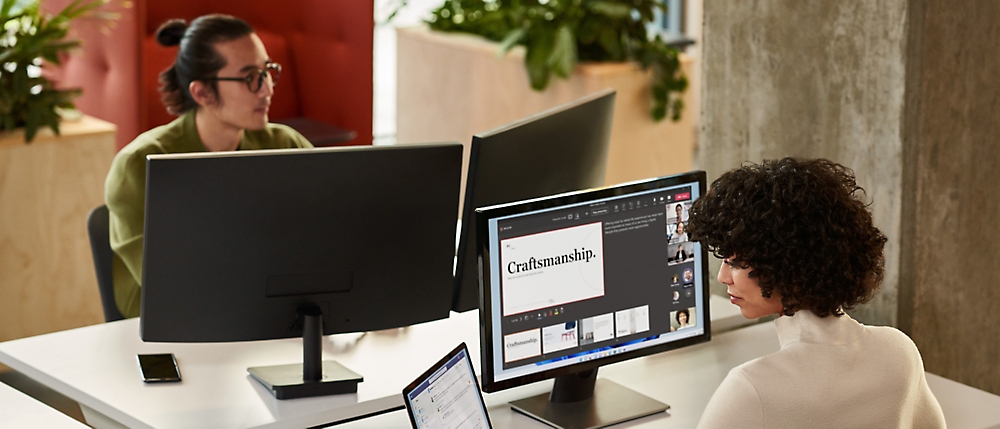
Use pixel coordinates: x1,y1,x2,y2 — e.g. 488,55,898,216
247,306,363,400
509,368,668,429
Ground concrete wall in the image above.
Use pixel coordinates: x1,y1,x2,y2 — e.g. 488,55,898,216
699,1,909,326
898,0,1000,394
702,0,1000,394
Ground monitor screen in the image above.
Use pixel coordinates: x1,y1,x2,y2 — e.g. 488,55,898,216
140,143,463,343
403,343,492,429
453,89,615,312
477,172,709,393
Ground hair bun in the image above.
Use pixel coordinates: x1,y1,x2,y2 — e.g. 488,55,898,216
156,19,188,47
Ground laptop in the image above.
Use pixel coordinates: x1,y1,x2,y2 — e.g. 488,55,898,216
403,343,493,429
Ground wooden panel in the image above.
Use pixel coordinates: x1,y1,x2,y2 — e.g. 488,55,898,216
0,116,115,341
397,26,695,216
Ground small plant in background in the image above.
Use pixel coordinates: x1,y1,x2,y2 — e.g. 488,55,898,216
0,0,109,142
427,0,687,121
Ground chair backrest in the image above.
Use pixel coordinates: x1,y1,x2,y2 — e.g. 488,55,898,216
87,205,125,322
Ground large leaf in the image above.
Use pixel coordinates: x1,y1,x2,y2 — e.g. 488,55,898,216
525,32,555,90
58,0,106,20
577,16,601,45
589,1,632,19
546,25,577,78
24,98,41,142
497,27,526,57
597,27,622,60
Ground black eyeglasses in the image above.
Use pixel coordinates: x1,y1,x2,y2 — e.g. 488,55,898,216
208,63,281,93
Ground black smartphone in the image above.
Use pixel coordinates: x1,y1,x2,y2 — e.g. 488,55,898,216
137,353,181,383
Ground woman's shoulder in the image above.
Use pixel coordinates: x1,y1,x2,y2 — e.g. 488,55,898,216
862,324,923,362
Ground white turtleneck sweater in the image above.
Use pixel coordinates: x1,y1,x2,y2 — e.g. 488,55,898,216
697,310,945,428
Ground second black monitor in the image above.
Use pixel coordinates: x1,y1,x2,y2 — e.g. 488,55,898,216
452,89,616,312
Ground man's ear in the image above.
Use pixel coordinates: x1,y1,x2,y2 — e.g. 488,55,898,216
189,80,217,107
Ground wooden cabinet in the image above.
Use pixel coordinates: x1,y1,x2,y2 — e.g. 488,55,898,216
0,116,115,342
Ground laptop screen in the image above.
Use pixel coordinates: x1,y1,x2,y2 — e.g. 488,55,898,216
403,343,491,429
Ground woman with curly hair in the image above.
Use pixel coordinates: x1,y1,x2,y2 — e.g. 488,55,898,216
690,158,944,428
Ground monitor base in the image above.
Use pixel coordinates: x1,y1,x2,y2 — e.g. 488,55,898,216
248,360,363,400
509,378,669,429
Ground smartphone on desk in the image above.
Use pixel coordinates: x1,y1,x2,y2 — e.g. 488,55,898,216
138,353,181,383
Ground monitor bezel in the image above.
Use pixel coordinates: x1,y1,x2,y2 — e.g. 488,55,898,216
475,171,711,393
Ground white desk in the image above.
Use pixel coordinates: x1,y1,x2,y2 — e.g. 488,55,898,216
0,381,90,428
341,322,1000,429
0,295,745,429
4,297,995,429
0,311,478,429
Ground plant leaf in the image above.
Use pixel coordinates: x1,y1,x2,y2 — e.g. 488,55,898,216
525,32,555,90
651,102,666,122
589,1,632,19
597,27,621,59
547,25,577,78
24,101,40,142
670,98,684,121
497,27,526,57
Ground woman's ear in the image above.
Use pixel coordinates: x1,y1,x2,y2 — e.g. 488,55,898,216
189,80,218,107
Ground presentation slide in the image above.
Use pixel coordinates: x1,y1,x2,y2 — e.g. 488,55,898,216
579,313,615,346
542,321,579,354
615,305,651,338
410,356,488,429
503,329,542,363
500,222,605,316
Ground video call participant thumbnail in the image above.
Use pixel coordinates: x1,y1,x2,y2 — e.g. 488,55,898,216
105,15,313,318
667,221,689,244
671,202,689,222
668,242,695,265
669,308,695,332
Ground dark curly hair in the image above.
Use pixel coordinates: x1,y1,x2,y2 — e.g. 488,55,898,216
675,309,690,325
686,158,887,318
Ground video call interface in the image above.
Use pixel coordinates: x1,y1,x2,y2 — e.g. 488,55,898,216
486,184,704,381
406,348,489,429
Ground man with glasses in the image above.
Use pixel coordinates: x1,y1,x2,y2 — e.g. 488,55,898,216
105,15,312,318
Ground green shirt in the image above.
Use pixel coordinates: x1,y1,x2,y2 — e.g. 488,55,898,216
104,110,313,318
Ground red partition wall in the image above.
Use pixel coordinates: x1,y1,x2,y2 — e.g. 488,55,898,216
47,0,374,150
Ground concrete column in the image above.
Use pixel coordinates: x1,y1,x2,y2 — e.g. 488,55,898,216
699,1,909,326
701,0,1000,393
897,0,1000,395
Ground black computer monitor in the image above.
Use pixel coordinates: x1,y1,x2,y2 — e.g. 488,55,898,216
453,89,616,312
140,143,462,399
476,172,710,428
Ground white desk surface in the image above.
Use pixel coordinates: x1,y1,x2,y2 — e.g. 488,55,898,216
345,320,781,429
0,295,743,429
2,296,997,429
0,381,89,428
343,322,1000,429
0,311,477,429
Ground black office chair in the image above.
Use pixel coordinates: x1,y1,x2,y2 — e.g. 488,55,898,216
87,205,125,322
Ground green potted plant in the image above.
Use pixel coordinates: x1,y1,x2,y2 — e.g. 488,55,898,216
423,0,687,121
0,0,108,142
